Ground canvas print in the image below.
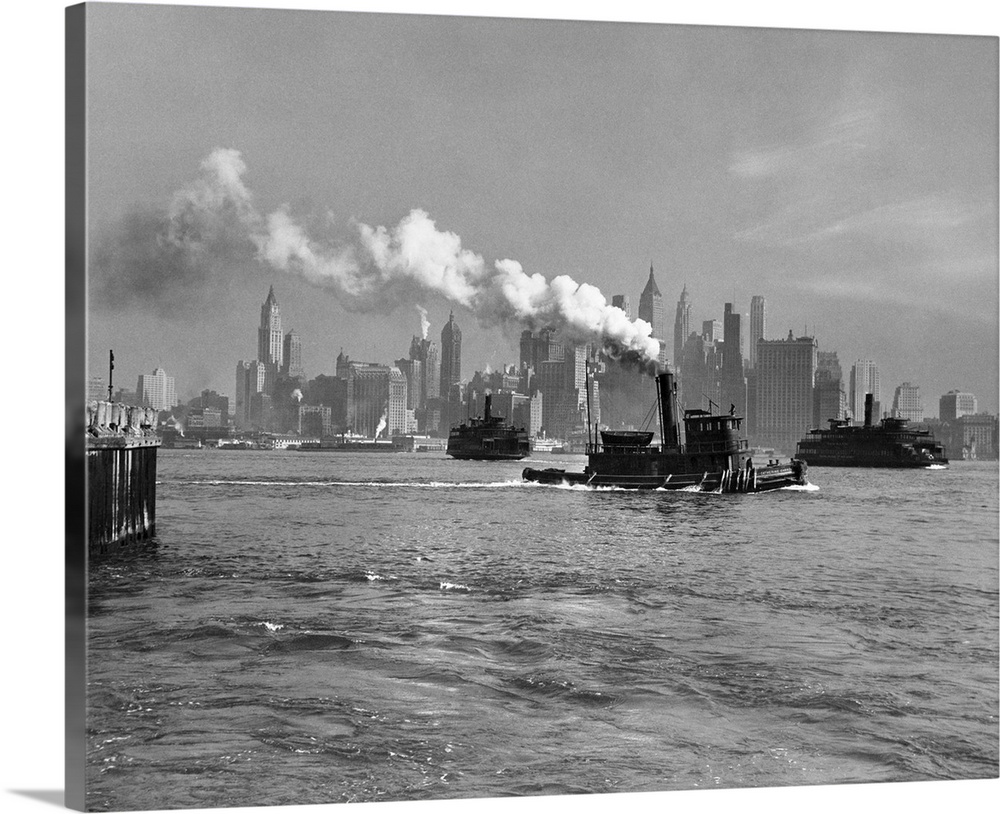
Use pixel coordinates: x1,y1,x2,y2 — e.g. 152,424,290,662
68,3,999,811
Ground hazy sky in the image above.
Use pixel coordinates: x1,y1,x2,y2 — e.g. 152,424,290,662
84,3,998,415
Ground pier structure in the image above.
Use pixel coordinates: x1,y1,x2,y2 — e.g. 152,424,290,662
86,401,161,555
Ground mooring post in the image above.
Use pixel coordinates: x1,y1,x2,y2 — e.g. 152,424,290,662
85,401,161,556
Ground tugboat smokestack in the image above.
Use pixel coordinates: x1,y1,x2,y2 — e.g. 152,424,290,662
864,393,874,428
657,372,681,451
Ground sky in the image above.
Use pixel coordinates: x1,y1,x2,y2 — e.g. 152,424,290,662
82,2,998,416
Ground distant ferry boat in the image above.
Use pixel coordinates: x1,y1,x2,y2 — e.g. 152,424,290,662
447,393,530,461
530,436,563,453
795,394,948,468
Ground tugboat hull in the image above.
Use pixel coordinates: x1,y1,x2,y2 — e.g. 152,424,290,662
523,460,806,493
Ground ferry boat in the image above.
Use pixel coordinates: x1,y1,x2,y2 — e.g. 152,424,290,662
795,394,948,468
447,393,530,461
530,435,563,453
523,372,808,492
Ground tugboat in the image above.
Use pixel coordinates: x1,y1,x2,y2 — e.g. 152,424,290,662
795,394,948,468
447,392,530,461
522,371,808,492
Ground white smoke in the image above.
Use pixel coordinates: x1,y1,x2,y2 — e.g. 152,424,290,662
375,409,388,439
169,416,185,437
416,305,430,340
291,388,303,402
122,148,663,371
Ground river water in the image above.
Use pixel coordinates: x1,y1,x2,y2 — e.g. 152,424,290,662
85,451,999,810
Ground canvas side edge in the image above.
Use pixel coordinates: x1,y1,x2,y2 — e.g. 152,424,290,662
65,4,88,811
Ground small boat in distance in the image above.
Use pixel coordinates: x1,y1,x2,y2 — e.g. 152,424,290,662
523,372,808,492
796,394,948,468
530,435,563,453
447,392,530,461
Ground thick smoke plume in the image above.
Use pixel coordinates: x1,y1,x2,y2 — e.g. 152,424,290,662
415,306,430,340
92,149,261,315
97,148,662,371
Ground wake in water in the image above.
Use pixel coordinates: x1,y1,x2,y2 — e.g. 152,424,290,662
163,478,532,488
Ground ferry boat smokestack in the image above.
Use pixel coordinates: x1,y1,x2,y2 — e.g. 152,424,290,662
484,392,492,422
864,393,874,428
656,372,681,451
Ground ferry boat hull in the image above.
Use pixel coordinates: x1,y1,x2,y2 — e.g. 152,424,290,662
446,393,530,461
796,394,948,469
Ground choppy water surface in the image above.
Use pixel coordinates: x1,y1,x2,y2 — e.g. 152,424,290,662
86,452,999,810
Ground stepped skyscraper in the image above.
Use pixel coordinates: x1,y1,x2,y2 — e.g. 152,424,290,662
638,264,666,366
673,285,691,368
257,285,283,370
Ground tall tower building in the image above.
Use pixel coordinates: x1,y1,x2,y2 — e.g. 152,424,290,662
892,382,924,422
755,332,818,452
257,285,283,369
719,303,746,417
136,367,177,411
749,295,766,369
849,360,880,425
638,264,666,365
281,329,303,379
346,362,408,438
439,311,462,396
673,285,691,367
235,360,270,428
814,351,846,425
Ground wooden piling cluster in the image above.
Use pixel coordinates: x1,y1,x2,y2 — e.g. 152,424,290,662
86,401,161,555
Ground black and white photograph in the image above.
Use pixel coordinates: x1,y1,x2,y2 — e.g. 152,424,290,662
7,3,1000,814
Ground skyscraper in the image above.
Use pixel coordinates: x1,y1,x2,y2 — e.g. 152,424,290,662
257,285,283,370
891,382,924,422
719,303,746,418
136,367,177,411
439,311,462,397
749,295,766,369
679,332,721,412
346,362,408,438
235,359,270,428
755,332,818,452
814,351,846,425
939,390,977,422
673,285,691,368
849,360,880,425
638,264,665,365
281,329,303,379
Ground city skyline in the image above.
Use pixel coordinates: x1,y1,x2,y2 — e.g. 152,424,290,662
83,7,998,417
94,278,994,424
